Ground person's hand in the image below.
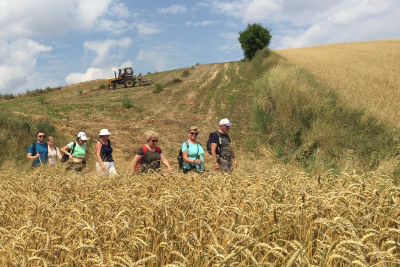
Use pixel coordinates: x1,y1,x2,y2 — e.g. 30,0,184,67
194,159,201,165
36,153,40,158
101,163,106,171
167,166,173,172
69,154,73,159
214,162,220,171
234,158,238,168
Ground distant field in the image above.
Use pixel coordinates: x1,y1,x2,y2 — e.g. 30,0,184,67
277,39,400,127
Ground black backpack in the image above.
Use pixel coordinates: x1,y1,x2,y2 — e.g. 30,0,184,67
177,141,190,170
61,142,76,163
206,131,221,155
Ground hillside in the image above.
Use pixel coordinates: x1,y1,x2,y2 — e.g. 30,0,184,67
0,58,276,172
276,39,400,127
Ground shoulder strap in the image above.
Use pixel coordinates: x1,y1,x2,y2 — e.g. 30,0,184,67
142,145,147,155
32,142,36,155
108,139,111,146
184,141,189,149
71,142,76,155
217,131,222,144
155,146,161,152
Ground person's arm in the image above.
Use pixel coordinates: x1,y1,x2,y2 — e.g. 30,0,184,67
61,144,73,160
27,144,40,160
56,147,62,160
95,141,106,171
230,147,238,168
211,143,219,171
182,150,200,165
129,154,143,175
160,153,172,172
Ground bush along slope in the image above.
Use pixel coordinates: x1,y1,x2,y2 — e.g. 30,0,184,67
0,109,67,167
252,63,400,175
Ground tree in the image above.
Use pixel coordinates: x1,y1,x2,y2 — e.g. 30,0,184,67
238,23,272,60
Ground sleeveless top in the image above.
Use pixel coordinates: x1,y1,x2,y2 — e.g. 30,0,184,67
99,140,113,162
48,146,58,164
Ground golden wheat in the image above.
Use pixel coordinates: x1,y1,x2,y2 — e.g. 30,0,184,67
276,39,400,127
0,165,399,266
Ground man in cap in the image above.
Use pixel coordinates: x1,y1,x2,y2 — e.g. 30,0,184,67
210,118,238,174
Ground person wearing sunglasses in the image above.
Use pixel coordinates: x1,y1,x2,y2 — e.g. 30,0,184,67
61,132,88,172
27,131,48,167
181,126,205,174
130,130,172,174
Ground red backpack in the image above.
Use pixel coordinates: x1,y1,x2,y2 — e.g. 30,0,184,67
135,145,161,171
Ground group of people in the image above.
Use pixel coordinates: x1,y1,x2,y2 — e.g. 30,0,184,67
27,118,238,175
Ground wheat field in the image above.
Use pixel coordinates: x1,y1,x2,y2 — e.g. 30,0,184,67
277,39,400,127
1,165,399,266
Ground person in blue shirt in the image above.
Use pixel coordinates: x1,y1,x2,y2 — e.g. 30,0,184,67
181,126,205,174
27,131,48,166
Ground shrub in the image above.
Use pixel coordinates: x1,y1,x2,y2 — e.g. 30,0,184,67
154,83,163,94
181,69,190,77
0,111,65,165
98,84,106,90
165,78,182,87
122,95,133,109
0,94,15,100
195,62,200,66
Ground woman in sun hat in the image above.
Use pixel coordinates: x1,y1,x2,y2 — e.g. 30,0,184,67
95,129,117,175
61,132,88,172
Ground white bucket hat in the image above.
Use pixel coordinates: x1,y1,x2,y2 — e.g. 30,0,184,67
77,132,88,140
219,118,233,126
99,129,111,136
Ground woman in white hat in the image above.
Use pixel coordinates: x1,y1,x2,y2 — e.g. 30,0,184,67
61,132,88,171
95,129,116,175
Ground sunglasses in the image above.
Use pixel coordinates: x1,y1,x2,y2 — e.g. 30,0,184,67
189,132,198,136
38,135,45,138
151,140,158,142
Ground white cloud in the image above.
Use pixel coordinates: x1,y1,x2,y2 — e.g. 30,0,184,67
0,39,52,94
186,20,219,26
65,67,108,85
64,38,133,85
278,0,400,48
136,50,168,72
131,22,161,35
203,0,400,49
83,37,133,67
0,0,117,40
219,32,241,52
109,2,131,19
157,5,187,14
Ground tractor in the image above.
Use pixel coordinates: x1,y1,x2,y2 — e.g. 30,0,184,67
106,67,153,90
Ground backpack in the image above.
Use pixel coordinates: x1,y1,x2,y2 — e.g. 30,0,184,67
178,141,202,170
206,131,221,155
177,141,190,170
61,142,76,163
135,145,161,171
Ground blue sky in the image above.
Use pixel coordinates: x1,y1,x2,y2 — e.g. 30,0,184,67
1,0,399,94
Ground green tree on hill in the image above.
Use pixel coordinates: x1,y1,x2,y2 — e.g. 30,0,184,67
238,23,272,60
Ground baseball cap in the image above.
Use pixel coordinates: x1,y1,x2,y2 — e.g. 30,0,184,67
219,118,233,126
77,132,88,140
99,129,111,136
